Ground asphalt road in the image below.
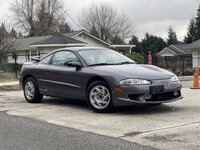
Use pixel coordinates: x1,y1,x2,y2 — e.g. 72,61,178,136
0,112,155,150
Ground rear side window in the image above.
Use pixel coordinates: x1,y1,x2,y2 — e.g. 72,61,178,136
40,54,53,64
51,51,79,66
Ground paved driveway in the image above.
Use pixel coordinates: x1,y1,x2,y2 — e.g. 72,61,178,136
0,88,200,150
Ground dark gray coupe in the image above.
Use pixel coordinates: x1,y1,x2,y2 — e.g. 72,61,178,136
20,47,182,112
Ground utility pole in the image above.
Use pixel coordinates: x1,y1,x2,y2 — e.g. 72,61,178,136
12,51,17,79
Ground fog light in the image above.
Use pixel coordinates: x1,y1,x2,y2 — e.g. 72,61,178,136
145,94,152,99
174,91,179,96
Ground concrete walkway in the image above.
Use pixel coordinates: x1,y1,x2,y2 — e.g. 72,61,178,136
1,88,200,150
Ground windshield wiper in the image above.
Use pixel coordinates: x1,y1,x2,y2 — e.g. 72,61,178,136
88,63,116,67
117,61,136,65
88,62,135,66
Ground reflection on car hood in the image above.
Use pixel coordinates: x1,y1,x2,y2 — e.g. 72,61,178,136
90,64,174,80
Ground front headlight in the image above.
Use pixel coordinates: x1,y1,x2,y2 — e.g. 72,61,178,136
119,79,151,85
170,75,179,82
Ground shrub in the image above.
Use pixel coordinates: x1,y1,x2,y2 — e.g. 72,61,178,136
124,52,145,64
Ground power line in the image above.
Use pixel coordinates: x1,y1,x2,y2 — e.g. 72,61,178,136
57,2,82,30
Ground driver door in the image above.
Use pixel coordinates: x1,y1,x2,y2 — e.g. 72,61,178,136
44,50,83,98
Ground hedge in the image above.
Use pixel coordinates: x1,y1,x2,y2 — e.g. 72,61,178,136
2,63,23,72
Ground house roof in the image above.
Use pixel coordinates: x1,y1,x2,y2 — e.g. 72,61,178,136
157,44,192,56
157,47,177,55
30,33,87,47
63,30,84,38
13,30,110,51
171,44,191,54
190,39,200,49
14,35,50,51
67,30,110,46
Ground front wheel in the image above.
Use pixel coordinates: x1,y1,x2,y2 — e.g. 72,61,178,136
87,81,113,113
23,77,43,103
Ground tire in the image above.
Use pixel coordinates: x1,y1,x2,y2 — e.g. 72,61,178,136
87,80,113,113
23,77,43,103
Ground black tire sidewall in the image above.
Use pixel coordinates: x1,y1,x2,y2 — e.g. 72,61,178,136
23,77,43,103
87,81,113,113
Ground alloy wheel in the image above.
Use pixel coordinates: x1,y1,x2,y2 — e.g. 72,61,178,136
89,85,111,110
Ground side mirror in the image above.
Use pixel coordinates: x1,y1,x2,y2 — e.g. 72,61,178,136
65,61,82,68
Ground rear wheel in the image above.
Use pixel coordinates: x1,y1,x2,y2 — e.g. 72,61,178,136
87,81,113,113
23,77,43,103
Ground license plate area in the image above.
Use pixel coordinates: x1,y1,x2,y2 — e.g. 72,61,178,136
150,85,164,94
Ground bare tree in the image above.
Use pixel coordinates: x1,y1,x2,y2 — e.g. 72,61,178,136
0,37,17,57
10,0,70,36
79,3,132,43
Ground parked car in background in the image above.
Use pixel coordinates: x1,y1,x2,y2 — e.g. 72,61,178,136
20,47,182,113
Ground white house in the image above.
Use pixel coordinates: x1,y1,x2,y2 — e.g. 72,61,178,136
157,44,192,69
8,30,111,64
190,40,200,68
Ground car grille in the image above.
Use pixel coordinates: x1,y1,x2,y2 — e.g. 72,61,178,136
149,91,181,102
128,90,181,102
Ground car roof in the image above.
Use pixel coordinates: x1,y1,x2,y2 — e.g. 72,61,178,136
53,47,110,52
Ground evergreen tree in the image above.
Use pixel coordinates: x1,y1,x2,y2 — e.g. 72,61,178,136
167,26,178,45
194,4,200,41
129,34,141,53
0,23,7,42
10,28,17,38
142,33,166,55
184,19,196,43
141,33,167,63
129,35,139,45
18,32,23,38
59,23,72,33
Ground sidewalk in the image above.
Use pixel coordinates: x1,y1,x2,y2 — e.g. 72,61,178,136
178,76,193,81
0,81,21,91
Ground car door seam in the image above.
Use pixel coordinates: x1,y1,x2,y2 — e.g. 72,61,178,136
38,79,81,88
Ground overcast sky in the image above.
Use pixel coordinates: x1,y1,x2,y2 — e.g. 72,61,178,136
0,0,199,41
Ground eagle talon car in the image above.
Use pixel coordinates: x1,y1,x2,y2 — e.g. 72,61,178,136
20,47,182,113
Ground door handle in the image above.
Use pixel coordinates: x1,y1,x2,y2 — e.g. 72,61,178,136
46,70,50,73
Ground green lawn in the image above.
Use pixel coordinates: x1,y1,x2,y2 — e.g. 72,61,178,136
0,73,18,83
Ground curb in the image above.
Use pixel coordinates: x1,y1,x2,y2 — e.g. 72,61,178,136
0,84,22,91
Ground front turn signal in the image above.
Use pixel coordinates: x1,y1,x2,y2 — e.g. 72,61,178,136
114,87,123,93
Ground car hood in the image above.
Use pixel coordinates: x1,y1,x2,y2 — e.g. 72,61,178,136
90,64,175,80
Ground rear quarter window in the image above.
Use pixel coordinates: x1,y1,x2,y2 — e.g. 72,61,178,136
40,54,53,64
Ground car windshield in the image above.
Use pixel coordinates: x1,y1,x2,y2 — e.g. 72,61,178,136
78,49,135,66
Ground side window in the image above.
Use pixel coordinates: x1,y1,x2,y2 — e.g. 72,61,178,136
51,51,79,66
40,54,53,64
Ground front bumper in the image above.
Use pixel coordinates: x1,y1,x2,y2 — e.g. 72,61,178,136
112,79,182,106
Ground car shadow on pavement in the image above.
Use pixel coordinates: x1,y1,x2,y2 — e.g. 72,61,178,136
42,97,88,108
42,97,183,115
114,104,183,115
